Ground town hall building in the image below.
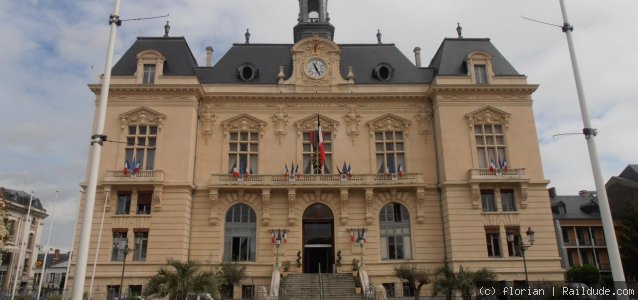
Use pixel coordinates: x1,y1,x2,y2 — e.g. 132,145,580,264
69,0,564,298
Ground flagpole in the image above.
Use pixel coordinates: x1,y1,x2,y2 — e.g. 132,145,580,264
72,1,121,299
62,191,83,300
558,0,626,293
88,190,110,299
36,191,58,300
10,191,34,300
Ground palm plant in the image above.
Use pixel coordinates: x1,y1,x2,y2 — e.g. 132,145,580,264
432,265,496,300
145,259,218,300
394,264,429,300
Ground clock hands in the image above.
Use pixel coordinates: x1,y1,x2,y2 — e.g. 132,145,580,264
313,62,321,74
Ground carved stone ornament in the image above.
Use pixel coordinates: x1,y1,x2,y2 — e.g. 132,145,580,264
471,183,480,209
343,106,362,144
365,188,375,225
153,185,163,211
366,113,411,137
415,108,433,142
272,107,290,145
519,183,529,209
465,106,511,128
293,114,339,138
209,189,219,225
221,114,267,137
288,189,297,225
416,188,426,224
199,103,217,145
119,106,167,129
340,189,349,225
261,189,271,226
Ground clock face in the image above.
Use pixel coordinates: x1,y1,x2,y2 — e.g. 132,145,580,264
305,58,327,79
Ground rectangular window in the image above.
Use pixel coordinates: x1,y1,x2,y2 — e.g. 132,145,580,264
474,124,506,169
481,190,497,212
143,64,156,84
242,285,255,300
125,125,157,171
116,192,131,215
107,285,120,300
228,131,259,175
133,231,148,261
303,131,332,174
383,283,395,297
403,282,414,297
501,189,517,212
111,231,128,261
485,227,501,257
576,227,591,246
562,227,570,244
137,192,152,215
228,236,254,262
475,65,487,84
506,227,523,257
375,131,405,174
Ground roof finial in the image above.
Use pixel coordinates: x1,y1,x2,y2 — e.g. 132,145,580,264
376,29,382,44
164,21,171,38
456,22,463,38
245,29,251,44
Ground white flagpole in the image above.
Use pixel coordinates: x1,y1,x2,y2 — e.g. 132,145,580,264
72,1,121,299
36,191,58,300
10,191,34,300
88,190,110,299
62,191,83,299
558,0,626,292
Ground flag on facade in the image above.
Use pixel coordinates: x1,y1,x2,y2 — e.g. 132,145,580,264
347,164,352,179
500,159,508,172
133,160,140,174
271,229,276,244
317,115,326,169
231,162,240,177
398,163,404,177
489,159,496,173
385,165,391,176
350,228,355,243
277,229,282,244
283,229,288,244
341,162,348,175
245,159,251,177
361,228,367,243
284,164,289,176
294,162,300,176
123,160,130,176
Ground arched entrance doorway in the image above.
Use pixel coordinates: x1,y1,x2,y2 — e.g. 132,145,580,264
303,203,334,273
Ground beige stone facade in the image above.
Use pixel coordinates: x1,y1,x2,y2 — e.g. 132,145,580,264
68,10,564,299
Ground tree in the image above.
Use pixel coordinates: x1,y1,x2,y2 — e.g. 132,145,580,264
145,259,218,300
432,265,497,300
566,265,600,286
619,202,638,280
217,261,247,298
394,264,429,300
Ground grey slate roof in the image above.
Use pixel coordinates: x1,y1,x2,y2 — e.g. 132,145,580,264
428,38,521,76
37,252,70,268
111,37,199,76
551,192,600,220
618,164,638,183
111,36,518,84
1,187,45,211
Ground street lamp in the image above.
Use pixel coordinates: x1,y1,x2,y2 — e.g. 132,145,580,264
355,228,366,268
114,238,138,300
508,227,534,287
274,234,282,269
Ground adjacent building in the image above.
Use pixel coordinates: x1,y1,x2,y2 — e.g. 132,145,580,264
0,188,48,294
33,249,70,297
69,1,564,298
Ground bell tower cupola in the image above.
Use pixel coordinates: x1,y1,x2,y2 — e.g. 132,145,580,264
294,0,335,42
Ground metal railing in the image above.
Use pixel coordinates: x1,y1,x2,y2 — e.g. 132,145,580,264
104,170,164,180
318,263,324,300
211,173,421,187
469,168,526,176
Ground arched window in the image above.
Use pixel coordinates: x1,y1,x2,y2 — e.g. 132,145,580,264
224,204,256,262
379,203,411,260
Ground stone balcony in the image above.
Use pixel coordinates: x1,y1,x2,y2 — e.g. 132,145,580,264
468,168,529,183
209,173,424,189
103,170,165,184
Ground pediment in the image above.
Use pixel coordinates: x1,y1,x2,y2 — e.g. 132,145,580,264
119,107,167,129
294,114,339,134
366,113,410,133
221,114,267,136
465,106,510,127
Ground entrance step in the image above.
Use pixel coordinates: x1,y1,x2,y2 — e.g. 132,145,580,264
281,273,360,300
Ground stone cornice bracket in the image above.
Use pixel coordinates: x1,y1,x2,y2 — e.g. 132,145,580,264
104,185,112,212
272,107,289,145
153,185,163,211
340,188,349,225
416,188,426,224
367,113,411,138
221,114,267,138
209,189,219,225
465,106,511,129
471,183,480,209
199,103,217,145
365,188,375,225
343,106,362,145
261,189,271,226
415,108,433,143
287,189,297,225
294,114,339,138
519,183,528,209
119,106,167,130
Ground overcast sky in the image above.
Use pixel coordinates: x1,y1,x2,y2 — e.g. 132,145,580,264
1,0,636,250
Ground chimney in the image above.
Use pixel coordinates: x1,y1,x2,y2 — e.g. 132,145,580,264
206,46,214,67
413,47,422,68
548,187,556,199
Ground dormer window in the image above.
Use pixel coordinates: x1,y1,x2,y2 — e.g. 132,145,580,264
143,64,156,84
475,65,487,84
465,51,493,85
136,50,166,84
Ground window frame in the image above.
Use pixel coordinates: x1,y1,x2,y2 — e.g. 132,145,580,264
481,189,497,212
379,203,412,260
111,231,128,261
125,124,158,171
142,64,156,84
375,131,406,174
485,227,502,257
116,192,132,215
224,204,257,262
303,130,332,174
228,131,259,175
133,231,149,261
474,123,507,170
501,189,517,212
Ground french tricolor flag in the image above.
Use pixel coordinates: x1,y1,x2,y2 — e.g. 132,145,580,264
500,159,508,172
489,158,496,173
231,162,240,177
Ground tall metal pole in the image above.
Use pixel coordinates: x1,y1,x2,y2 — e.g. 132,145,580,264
558,0,626,287
62,191,83,299
72,1,121,299
10,192,34,300
36,191,58,300
88,191,110,299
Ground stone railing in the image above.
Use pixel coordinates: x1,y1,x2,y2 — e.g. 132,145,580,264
468,168,528,182
104,170,164,182
210,173,421,187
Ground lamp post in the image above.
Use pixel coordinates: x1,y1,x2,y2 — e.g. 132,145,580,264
274,234,282,269
508,227,535,287
114,239,138,300
355,228,366,268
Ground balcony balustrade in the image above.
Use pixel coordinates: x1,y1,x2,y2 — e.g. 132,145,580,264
103,170,164,183
210,173,422,188
468,168,528,183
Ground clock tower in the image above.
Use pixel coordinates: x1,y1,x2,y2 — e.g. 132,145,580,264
294,0,335,42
